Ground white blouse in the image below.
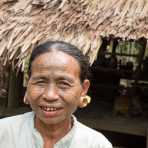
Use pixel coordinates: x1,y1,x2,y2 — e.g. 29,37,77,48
0,112,112,148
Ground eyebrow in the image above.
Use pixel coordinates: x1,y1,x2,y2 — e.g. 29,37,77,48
31,76,48,81
56,75,75,83
31,74,75,83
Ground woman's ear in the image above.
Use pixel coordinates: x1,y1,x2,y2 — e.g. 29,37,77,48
23,92,29,104
78,79,91,108
81,79,90,96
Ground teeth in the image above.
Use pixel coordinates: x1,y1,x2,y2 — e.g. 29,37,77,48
41,106,57,112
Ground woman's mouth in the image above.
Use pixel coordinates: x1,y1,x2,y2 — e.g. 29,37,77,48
40,106,58,112
39,106,63,117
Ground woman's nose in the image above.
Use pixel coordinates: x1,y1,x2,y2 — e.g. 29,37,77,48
42,85,59,101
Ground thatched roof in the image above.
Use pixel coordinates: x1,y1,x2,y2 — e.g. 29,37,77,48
0,0,148,68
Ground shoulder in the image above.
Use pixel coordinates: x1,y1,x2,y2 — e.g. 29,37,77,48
0,112,33,126
0,112,34,134
0,112,34,146
74,120,112,148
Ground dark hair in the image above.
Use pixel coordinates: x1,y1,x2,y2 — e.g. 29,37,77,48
28,40,90,82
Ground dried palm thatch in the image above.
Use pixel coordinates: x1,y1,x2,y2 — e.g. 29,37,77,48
0,0,148,70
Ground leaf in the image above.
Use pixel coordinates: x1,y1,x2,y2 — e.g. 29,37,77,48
21,33,34,53
7,26,23,50
10,0,32,13
88,36,102,65
0,39,6,56
12,26,33,48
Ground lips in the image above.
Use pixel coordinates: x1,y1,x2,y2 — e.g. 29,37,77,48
39,105,63,118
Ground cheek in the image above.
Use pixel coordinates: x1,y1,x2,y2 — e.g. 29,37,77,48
27,86,43,101
62,90,81,106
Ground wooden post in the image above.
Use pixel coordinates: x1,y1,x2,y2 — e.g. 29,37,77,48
7,68,20,108
146,129,148,148
131,38,147,116
134,38,147,84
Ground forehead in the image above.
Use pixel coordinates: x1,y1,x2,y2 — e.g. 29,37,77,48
31,51,80,77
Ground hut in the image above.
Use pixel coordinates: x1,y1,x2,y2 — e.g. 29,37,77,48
0,0,148,67
0,0,148,146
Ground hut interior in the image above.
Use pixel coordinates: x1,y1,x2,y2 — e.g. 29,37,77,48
75,37,148,148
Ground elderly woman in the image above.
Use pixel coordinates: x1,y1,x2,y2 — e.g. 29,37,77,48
0,41,112,148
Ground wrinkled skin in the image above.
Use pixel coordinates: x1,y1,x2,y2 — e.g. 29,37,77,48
26,50,90,126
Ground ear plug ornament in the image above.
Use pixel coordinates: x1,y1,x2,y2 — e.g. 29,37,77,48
80,95,91,108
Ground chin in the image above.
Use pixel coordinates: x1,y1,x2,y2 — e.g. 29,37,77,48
39,115,69,125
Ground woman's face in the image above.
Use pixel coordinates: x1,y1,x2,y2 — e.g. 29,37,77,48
26,50,90,125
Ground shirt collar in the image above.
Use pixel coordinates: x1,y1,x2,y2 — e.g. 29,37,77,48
30,112,77,148
55,115,77,148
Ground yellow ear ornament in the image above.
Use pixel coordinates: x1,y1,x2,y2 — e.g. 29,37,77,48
79,95,91,108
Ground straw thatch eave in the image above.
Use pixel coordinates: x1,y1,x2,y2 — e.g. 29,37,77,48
0,0,148,69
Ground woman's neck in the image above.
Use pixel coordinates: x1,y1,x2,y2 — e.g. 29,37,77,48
35,117,72,143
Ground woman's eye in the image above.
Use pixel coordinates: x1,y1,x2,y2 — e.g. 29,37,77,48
58,82,71,89
34,80,46,86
